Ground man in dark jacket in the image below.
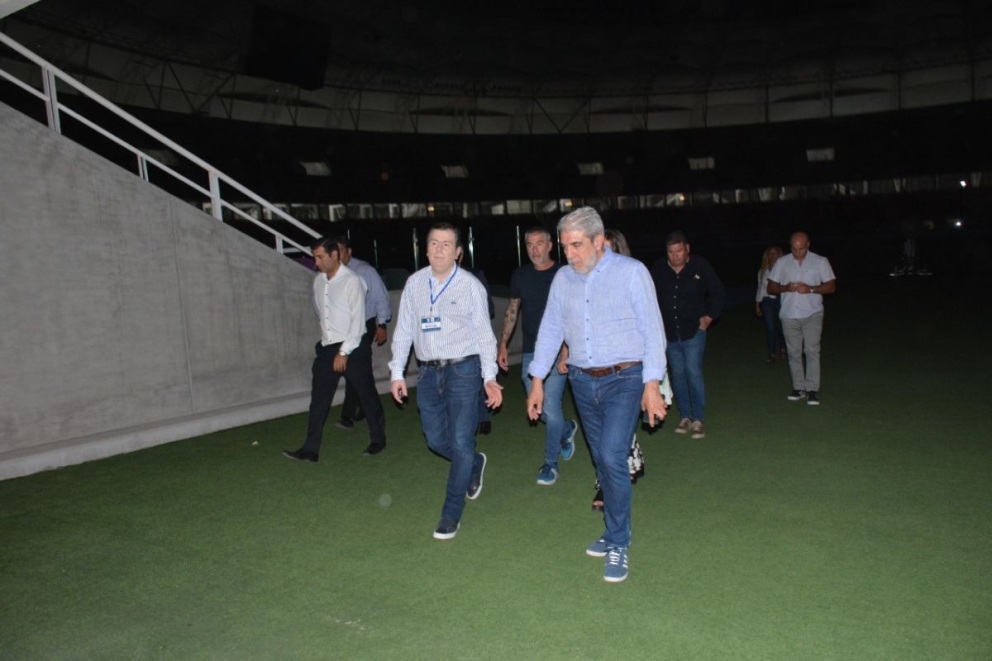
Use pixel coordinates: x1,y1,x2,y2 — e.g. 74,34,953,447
651,231,725,439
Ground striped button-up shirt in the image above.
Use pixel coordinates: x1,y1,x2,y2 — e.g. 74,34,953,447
389,265,498,382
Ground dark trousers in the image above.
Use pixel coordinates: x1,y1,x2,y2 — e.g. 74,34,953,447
302,337,386,454
340,318,377,421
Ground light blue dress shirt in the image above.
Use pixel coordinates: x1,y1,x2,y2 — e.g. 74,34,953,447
528,248,668,383
347,256,392,325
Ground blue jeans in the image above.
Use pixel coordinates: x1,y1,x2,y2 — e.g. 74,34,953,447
416,356,482,524
522,352,570,465
667,329,707,421
568,364,643,548
760,297,785,357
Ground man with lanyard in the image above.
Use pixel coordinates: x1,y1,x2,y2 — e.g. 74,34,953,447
651,231,725,440
527,208,667,583
283,237,386,463
767,231,837,405
497,226,578,486
389,222,502,540
330,236,392,456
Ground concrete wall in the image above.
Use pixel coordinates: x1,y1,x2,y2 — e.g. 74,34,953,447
0,101,522,480
0,101,319,479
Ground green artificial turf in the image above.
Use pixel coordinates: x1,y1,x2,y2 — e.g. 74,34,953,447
1,277,990,660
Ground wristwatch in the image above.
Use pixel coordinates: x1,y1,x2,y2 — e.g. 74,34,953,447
377,323,388,329
339,350,349,357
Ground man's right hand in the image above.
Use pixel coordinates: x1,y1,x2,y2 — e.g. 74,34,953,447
390,379,407,404
497,344,509,371
526,379,544,421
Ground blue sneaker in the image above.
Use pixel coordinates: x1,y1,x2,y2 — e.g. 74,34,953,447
560,419,578,461
536,463,559,486
586,537,607,557
603,546,629,583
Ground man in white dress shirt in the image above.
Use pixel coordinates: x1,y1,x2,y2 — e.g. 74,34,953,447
283,237,386,463
389,223,503,540
767,232,837,406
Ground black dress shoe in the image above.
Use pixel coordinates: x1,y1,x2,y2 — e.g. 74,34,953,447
362,443,386,456
477,421,492,435
282,449,318,463
335,418,355,430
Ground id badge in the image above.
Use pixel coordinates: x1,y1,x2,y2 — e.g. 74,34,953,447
421,316,442,332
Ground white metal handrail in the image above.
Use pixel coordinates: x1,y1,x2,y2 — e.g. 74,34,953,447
0,32,319,256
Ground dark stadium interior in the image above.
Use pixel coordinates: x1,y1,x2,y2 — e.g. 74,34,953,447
2,0,991,286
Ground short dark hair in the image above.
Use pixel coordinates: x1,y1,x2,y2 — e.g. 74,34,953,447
310,236,340,255
665,231,689,247
329,235,352,250
428,222,461,247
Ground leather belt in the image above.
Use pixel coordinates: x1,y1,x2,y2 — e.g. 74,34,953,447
420,355,474,368
576,361,641,378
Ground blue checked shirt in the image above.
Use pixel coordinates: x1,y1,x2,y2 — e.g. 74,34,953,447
389,265,498,382
528,248,668,383
347,256,392,325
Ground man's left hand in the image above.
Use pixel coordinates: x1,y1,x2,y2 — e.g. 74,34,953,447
699,315,713,330
484,379,504,409
374,327,388,345
333,355,348,372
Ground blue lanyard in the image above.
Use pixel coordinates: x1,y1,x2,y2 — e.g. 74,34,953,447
429,264,458,307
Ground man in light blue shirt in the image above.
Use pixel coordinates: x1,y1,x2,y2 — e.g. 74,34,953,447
331,237,392,452
390,223,502,541
527,207,668,583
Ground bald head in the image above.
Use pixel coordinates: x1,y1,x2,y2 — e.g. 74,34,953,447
790,232,810,261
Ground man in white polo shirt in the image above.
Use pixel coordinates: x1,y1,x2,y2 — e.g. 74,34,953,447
767,232,837,406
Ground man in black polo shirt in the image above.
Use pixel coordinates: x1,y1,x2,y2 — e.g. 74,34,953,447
497,226,578,486
651,231,725,439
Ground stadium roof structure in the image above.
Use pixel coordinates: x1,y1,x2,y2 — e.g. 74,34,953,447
2,0,992,133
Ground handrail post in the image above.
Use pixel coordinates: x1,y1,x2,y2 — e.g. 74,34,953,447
137,154,149,181
41,66,61,133
275,236,284,254
208,170,223,221
412,227,420,271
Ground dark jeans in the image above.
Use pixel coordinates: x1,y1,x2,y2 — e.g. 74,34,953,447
760,296,785,356
416,356,481,524
301,338,386,454
667,329,707,422
340,318,377,420
568,363,643,548
476,382,491,424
